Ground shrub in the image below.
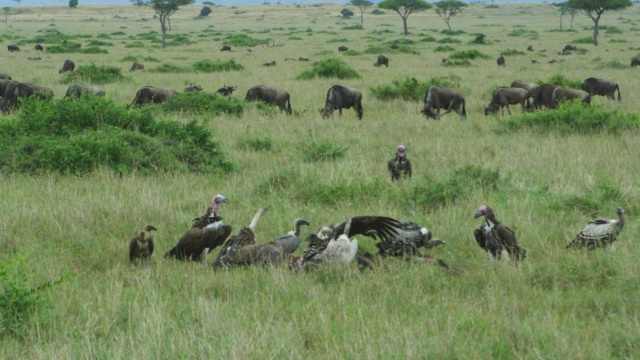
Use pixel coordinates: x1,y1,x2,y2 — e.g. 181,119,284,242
161,92,244,116
546,180,625,215
110,31,126,35
437,37,461,44
60,64,126,84
295,177,385,206
441,30,465,36
327,38,348,43
598,60,627,69
87,40,113,46
470,33,487,44
302,141,347,162
449,49,490,60
342,49,361,56
125,41,145,48
342,24,363,30
149,63,190,73
192,59,244,72
371,9,385,15
237,135,273,151
434,45,455,52
501,49,525,56
0,96,233,174
507,29,538,38
370,76,461,102
498,102,640,135
420,36,437,42
443,59,471,67
223,33,270,46
296,58,360,80
543,74,583,89
572,37,593,44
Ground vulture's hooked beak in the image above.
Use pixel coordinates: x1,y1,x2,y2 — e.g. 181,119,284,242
474,209,485,219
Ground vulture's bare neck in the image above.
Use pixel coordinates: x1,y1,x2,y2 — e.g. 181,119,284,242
249,208,268,232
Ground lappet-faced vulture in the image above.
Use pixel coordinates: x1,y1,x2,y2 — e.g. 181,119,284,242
473,205,526,261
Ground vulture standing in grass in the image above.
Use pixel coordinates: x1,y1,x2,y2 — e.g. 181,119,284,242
473,205,526,261
566,208,625,250
388,145,412,181
274,218,310,256
164,194,231,262
129,225,157,264
213,207,268,267
375,221,449,269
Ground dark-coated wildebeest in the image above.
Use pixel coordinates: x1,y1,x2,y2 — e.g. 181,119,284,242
581,77,621,101
34,44,44,52
563,44,577,51
216,84,236,96
128,86,178,107
220,45,231,51
527,45,533,52
319,85,363,120
7,45,19,52
64,83,105,98
298,57,310,61
632,57,640,68
484,87,530,116
263,60,277,67
0,79,15,96
497,55,505,67
130,62,144,71
552,87,591,107
374,55,389,67
532,84,559,109
3,81,53,110
184,84,203,93
59,59,75,74
338,45,349,52
510,80,540,110
421,86,466,120
0,73,11,80
245,85,292,114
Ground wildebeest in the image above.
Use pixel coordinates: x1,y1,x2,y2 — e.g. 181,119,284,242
245,85,292,114
27,57,41,61
0,80,16,98
220,45,231,51
34,44,44,52
510,80,540,110
581,77,621,101
216,84,236,96
374,55,389,67
7,45,19,52
184,84,203,93
58,59,75,74
527,45,533,52
64,83,106,98
497,55,505,67
0,73,11,80
532,83,559,109
320,85,363,120
563,44,577,51
484,87,530,116
298,57,311,61
338,45,349,52
263,60,277,67
552,87,591,107
632,57,640,68
130,61,144,71
421,86,466,120
128,86,178,107
3,81,54,110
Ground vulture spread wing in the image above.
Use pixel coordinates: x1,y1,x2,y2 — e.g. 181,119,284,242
567,208,625,250
328,215,401,242
165,221,231,261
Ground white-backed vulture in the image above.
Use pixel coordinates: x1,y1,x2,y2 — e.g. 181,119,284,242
566,208,625,250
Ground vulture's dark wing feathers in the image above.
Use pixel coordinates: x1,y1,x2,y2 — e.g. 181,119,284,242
474,228,487,251
301,233,329,263
332,216,401,241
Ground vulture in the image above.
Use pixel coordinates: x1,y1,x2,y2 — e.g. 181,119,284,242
566,207,625,250
375,221,446,258
164,194,231,262
473,205,526,261
213,207,268,267
129,225,157,263
388,145,412,181
274,218,310,256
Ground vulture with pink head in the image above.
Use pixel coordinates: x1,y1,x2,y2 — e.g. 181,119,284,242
473,205,526,261
388,145,412,181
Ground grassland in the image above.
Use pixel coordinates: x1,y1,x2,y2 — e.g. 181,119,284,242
1,2,640,358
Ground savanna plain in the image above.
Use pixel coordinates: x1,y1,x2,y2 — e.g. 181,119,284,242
1,2,640,358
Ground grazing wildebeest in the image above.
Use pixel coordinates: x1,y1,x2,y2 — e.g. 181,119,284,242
263,60,277,67
510,80,540,110
532,84,559,109
497,55,505,67
130,62,144,71
581,77,621,101
0,73,11,80
64,83,106,98
58,59,75,73
216,84,236,96
552,87,591,107
338,45,349,52
128,86,178,107
34,44,44,52
484,87,530,116
319,85,363,120
298,57,310,61
3,81,54,110
374,55,389,67
245,85,292,114
184,84,203,93
527,45,533,52
563,44,577,51
220,45,231,51
7,45,19,52
421,86,466,120
632,57,640,68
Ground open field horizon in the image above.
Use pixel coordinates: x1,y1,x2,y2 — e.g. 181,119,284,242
1,2,640,358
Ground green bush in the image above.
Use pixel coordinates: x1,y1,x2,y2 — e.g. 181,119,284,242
192,59,244,72
501,48,525,56
96,33,112,39
295,177,385,206
302,140,347,162
326,38,348,43
419,36,437,42
60,64,126,84
149,63,190,73
161,92,244,116
498,102,640,135
572,37,593,44
598,60,627,69
110,31,126,35
47,40,108,54
342,49,361,56
87,40,113,46
237,136,273,151
443,59,471,67
546,181,625,215
0,96,233,174
124,41,145,48
296,58,360,80
449,49,490,60
543,74,583,89
223,33,270,46
605,26,623,34
121,55,159,62
371,9,385,15
507,29,538,37
342,24,363,30
434,45,455,52
370,76,461,102
437,37,461,44
441,30,466,36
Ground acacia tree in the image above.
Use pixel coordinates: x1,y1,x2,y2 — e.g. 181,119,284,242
434,0,467,31
132,0,195,48
349,0,373,25
566,0,631,46
378,0,432,36
69,0,78,8
2,7,10,25
554,2,578,30
341,8,354,19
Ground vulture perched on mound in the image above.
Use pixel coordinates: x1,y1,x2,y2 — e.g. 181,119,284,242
213,207,269,267
474,205,526,261
129,225,156,263
566,208,625,250
388,145,412,181
164,195,231,262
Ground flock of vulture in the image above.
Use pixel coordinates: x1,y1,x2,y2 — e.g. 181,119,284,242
130,184,626,270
